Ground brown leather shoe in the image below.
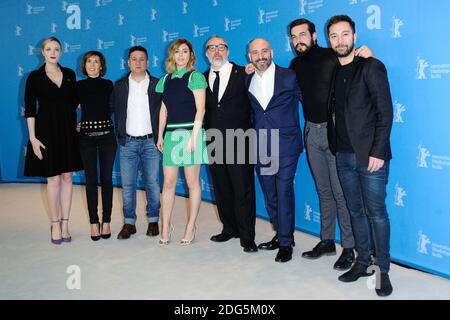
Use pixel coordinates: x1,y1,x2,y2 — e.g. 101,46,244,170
146,222,159,237
117,224,136,240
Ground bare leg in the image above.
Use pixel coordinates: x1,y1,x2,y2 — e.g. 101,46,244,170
160,166,179,241
183,165,201,241
60,172,73,238
47,175,62,240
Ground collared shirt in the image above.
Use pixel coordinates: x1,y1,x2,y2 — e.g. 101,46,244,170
249,62,275,110
208,61,233,102
126,73,152,136
155,66,208,93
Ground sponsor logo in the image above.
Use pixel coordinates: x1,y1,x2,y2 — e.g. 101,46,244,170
224,17,242,31
97,39,115,50
63,42,82,53
394,183,406,207
416,56,450,80
96,0,112,7
393,100,406,123
130,35,147,46
16,25,22,36
118,14,125,26
150,8,157,21
162,30,179,43
17,66,24,77
193,24,210,38
258,8,278,24
392,16,404,38
26,4,45,15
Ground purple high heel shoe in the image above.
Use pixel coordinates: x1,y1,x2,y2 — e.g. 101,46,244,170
51,220,62,245
61,218,72,242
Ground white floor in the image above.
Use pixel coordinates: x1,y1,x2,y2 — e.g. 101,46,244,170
1,183,449,300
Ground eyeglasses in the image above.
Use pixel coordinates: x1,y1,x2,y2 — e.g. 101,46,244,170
207,44,228,52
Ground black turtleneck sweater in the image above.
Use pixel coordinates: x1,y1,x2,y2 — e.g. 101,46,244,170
289,45,338,123
76,76,113,133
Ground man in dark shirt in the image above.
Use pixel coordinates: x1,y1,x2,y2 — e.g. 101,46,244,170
327,15,393,297
289,18,367,270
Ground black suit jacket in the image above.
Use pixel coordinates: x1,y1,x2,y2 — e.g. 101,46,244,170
110,72,161,146
203,63,252,131
328,57,393,166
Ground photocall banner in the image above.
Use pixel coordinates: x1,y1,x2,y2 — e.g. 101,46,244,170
1,0,449,279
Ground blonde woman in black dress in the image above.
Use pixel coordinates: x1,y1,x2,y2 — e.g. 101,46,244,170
24,36,82,244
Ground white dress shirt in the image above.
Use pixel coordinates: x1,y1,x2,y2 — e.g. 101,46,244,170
248,62,275,110
126,73,153,136
208,60,233,102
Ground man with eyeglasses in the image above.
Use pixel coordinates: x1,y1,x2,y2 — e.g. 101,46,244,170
203,36,258,253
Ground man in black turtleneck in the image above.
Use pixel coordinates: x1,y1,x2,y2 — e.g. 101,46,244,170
289,19,373,270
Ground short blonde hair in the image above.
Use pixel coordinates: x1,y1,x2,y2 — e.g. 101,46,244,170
41,36,61,50
165,38,196,73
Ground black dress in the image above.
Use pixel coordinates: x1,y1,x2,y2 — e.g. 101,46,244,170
24,64,83,177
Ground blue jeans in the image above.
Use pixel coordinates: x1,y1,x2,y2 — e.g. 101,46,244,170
336,153,391,273
120,137,161,225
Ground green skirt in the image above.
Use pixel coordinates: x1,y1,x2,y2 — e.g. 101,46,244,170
162,123,208,167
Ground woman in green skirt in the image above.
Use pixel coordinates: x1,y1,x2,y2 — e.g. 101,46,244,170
156,38,208,245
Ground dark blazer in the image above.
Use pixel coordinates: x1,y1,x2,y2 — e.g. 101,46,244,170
328,57,393,166
110,71,161,146
246,65,303,161
203,63,252,131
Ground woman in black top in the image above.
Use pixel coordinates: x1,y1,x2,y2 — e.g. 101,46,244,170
76,51,116,241
24,36,82,244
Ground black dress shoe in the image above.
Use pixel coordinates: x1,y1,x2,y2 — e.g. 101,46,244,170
333,248,355,270
210,233,237,242
302,240,336,259
338,262,372,282
275,246,293,263
258,236,279,250
146,222,159,237
376,273,393,297
117,224,136,240
242,241,258,253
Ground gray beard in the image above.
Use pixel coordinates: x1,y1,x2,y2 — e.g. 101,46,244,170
211,59,227,69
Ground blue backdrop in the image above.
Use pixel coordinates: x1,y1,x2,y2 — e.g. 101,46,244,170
1,0,449,279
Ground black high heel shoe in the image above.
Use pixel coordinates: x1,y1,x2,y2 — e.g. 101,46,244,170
101,222,111,239
91,223,101,241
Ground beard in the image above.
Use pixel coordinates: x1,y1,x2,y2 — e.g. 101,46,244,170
253,57,272,72
208,56,226,69
333,43,354,58
295,41,315,56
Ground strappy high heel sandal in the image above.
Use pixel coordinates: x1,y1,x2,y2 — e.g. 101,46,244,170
61,218,72,242
50,220,62,245
180,226,197,246
159,225,174,246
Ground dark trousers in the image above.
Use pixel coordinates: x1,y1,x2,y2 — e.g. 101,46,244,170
209,162,256,245
257,155,299,247
336,153,391,273
79,132,117,224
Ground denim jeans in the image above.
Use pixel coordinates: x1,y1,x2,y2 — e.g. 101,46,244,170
336,153,391,273
120,137,161,225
